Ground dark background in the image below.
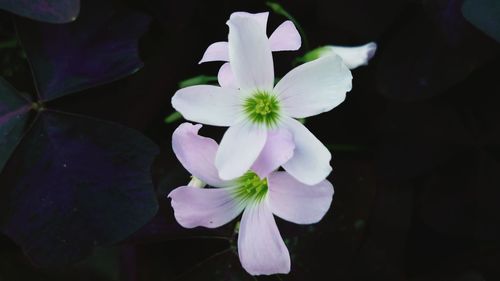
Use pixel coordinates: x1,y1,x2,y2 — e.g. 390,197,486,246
1,0,500,280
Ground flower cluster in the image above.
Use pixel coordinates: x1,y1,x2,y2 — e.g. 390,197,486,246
168,11,376,276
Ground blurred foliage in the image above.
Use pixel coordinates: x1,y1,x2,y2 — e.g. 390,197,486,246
462,0,500,43
0,0,80,23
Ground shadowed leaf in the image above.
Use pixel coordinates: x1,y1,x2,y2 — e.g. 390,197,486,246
15,0,150,101
0,110,159,267
376,1,499,101
462,0,500,43
0,0,79,23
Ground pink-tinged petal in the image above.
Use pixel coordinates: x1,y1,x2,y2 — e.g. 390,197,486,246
275,54,352,118
199,41,229,64
230,11,269,31
268,171,334,224
168,186,244,228
172,85,241,126
269,20,301,51
215,121,267,180
172,123,229,187
218,62,238,89
281,117,332,185
227,14,274,92
251,128,295,179
238,202,290,275
328,42,377,69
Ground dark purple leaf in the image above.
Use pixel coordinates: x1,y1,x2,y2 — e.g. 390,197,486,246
0,0,79,23
462,0,500,43
15,0,150,101
0,110,159,267
0,77,31,172
376,0,500,101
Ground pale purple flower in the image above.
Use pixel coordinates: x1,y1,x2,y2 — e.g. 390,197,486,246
168,123,334,275
199,11,301,89
172,13,352,185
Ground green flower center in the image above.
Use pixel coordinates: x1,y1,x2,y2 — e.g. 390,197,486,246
243,91,280,127
232,172,268,203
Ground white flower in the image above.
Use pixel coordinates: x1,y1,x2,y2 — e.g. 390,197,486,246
172,13,352,185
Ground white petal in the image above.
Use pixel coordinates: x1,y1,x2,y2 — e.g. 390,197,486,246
274,54,352,118
171,85,241,126
251,128,295,179
215,121,267,180
328,42,377,69
227,14,274,91
269,20,301,51
217,62,238,89
230,12,269,31
282,117,332,185
268,171,334,224
238,202,290,275
199,41,229,64
172,123,229,187
168,186,244,228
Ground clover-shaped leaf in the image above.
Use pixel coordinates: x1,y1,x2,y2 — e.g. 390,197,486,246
15,0,149,101
0,0,80,23
0,0,157,267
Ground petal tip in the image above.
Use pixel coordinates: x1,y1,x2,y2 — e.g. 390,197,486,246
366,42,378,61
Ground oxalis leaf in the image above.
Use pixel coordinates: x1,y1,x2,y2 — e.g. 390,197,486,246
462,0,500,43
0,0,80,24
15,0,150,101
0,0,158,267
0,110,159,267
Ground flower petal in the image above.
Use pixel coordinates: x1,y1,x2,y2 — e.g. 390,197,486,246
168,186,244,228
238,202,290,275
328,42,377,69
199,41,229,64
230,11,269,31
269,20,301,51
268,171,334,224
172,123,229,187
281,117,332,185
227,13,274,91
172,85,241,126
275,54,352,118
215,121,267,180
217,62,238,89
251,128,295,179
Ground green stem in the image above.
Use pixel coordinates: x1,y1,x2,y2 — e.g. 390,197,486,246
164,111,182,124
